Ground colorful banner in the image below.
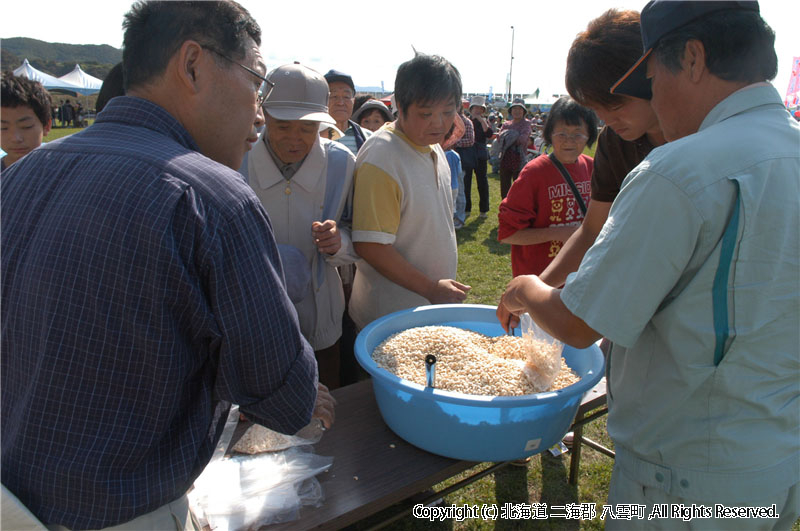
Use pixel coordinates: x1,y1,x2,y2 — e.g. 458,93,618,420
784,56,799,107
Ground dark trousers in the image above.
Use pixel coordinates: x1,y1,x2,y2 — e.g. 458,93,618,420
338,308,361,386
464,157,490,213
500,165,521,200
338,272,369,386
315,341,341,390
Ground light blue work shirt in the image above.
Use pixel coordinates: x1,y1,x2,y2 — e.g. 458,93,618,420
561,84,800,503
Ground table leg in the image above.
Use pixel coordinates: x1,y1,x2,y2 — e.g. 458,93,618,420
568,413,584,485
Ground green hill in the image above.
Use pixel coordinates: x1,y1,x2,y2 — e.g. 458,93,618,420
1,37,121,79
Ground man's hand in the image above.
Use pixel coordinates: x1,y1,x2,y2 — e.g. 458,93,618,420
427,279,471,304
496,275,602,348
312,383,336,429
312,220,341,255
496,275,537,332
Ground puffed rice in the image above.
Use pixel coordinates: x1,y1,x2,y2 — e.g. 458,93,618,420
372,326,579,396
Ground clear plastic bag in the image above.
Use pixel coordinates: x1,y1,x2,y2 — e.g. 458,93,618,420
189,446,332,531
519,312,565,392
188,409,333,531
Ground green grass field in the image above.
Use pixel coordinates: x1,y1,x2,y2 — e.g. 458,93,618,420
44,121,93,142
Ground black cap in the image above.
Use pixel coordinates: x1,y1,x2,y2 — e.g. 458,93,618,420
611,0,760,99
323,69,355,92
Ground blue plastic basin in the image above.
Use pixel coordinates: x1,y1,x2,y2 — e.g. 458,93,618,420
355,304,605,462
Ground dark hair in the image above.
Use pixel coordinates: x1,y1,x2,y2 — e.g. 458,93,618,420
653,9,777,83
394,53,462,114
542,96,599,146
122,0,261,90
353,93,373,114
566,9,644,107
1,72,52,127
95,62,124,113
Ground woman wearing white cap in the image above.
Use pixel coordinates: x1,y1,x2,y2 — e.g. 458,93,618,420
497,98,532,199
465,95,493,217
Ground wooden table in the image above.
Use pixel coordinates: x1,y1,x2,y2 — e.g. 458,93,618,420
266,380,479,530
265,377,611,530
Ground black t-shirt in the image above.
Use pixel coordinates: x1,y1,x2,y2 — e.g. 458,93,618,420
591,125,656,202
471,117,493,145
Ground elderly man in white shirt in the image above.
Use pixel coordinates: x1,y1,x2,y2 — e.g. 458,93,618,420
241,63,358,389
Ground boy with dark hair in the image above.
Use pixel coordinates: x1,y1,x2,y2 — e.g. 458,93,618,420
1,72,52,171
349,53,470,330
539,8,666,287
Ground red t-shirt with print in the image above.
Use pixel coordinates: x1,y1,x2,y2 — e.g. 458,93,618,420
498,154,593,277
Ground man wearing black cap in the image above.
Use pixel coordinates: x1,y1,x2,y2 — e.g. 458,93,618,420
323,69,371,154
498,2,799,528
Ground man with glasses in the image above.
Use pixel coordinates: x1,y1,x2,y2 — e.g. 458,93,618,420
201,44,274,107
1,2,332,529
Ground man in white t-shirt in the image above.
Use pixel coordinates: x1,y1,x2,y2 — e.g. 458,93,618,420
349,53,471,329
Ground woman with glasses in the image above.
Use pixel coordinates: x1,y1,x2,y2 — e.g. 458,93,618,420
498,96,598,277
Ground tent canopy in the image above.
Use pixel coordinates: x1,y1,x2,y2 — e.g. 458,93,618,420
59,64,103,95
12,59,86,96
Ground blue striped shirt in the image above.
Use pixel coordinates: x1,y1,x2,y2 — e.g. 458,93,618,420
1,96,318,528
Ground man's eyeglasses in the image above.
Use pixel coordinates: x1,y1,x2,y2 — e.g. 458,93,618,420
552,132,589,143
202,45,274,105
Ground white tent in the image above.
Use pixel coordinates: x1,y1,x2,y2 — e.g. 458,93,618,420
13,58,84,96
59,64,103,95
524,95,558,111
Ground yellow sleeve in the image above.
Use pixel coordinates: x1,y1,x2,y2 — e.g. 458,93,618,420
352,162,402,243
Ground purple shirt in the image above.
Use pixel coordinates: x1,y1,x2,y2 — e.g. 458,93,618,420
500,117,533,147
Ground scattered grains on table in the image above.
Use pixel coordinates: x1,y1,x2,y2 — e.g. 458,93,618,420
372,326,579,396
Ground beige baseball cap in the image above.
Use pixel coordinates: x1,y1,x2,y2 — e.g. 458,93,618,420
263,62,336,125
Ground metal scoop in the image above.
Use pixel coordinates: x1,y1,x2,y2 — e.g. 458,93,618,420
425,354,437,388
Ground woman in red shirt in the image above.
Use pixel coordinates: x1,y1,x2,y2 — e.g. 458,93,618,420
498,97,598,277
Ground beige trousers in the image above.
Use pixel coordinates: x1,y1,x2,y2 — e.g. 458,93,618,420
40,494,200,531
